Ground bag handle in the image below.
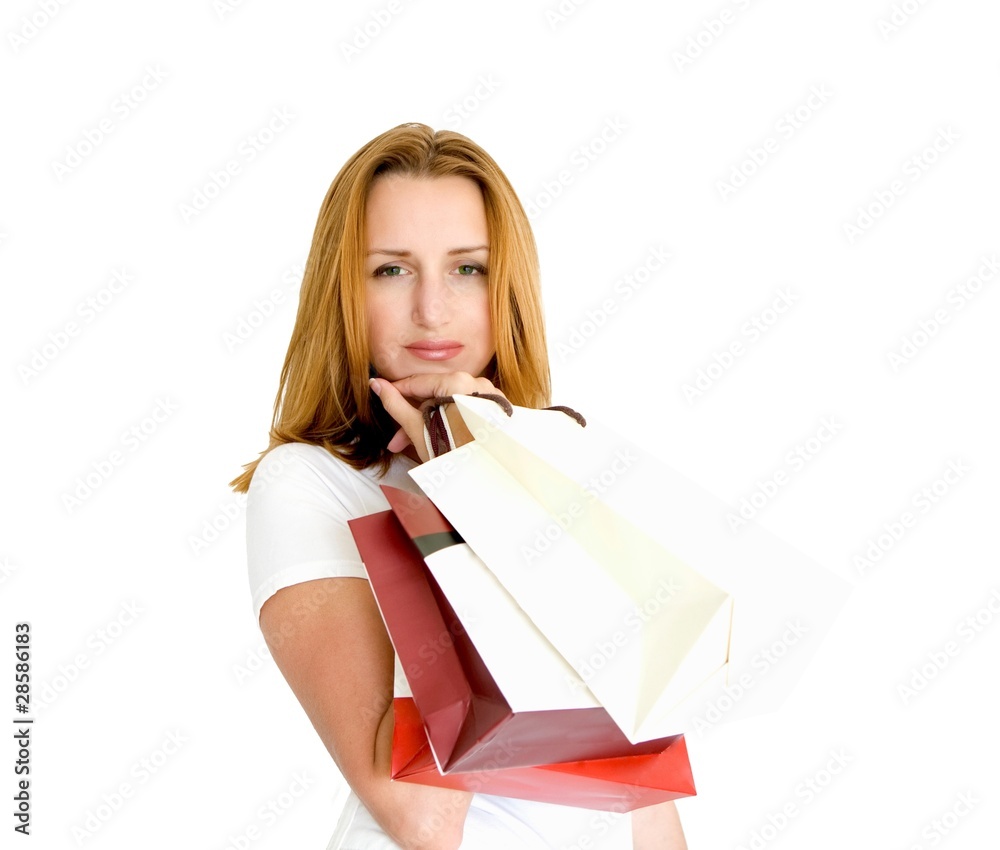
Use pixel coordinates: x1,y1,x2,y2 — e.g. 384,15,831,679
422,394,586,459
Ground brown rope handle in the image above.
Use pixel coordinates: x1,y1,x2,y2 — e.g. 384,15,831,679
544,405,587,428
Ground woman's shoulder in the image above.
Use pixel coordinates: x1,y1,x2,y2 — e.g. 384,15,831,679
253,441,341,475
248,441,418,506
249,442,364,496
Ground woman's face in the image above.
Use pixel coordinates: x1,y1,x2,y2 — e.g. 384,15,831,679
364,174,494,382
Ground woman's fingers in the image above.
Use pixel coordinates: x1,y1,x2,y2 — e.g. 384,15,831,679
387,372,501,404
386,427,412,453
369,378,427,460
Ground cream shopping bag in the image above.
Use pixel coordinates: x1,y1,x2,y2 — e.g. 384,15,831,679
409,395,733,744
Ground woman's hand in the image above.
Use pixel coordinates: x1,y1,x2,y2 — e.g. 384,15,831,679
369,371,504,462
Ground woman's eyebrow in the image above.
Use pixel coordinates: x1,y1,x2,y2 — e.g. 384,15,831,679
366,246,489,256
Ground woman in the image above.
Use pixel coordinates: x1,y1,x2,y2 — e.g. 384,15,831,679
232,123,687,849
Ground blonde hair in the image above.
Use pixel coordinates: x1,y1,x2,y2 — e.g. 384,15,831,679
230,123,550,493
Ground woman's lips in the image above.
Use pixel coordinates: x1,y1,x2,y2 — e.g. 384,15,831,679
405,340,464,361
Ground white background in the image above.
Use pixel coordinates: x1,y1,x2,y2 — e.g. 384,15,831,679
2,0,998,847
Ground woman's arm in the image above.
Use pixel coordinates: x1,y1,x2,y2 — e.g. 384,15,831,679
259,576,472,850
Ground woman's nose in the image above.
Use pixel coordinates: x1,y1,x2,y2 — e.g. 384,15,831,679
411,274,451,327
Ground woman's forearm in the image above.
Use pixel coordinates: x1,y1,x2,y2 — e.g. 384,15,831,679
260,579,472,850
365,700,473,850
632,801,688,850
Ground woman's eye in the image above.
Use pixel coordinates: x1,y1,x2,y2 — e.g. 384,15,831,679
375,265,405,277
456,263,486,276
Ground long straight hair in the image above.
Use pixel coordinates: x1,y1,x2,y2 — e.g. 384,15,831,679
231,123,550,492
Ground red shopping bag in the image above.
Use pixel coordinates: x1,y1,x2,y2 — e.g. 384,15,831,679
390,697,695,811
348,489,682,774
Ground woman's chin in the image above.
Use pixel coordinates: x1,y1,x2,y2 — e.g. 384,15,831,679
375,356,492,381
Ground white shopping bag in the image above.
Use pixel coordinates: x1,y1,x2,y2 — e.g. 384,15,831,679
410,396,734,743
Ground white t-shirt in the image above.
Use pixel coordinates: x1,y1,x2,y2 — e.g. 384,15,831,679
247,442,632,850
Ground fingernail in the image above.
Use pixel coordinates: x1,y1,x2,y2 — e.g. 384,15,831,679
369,378,381,396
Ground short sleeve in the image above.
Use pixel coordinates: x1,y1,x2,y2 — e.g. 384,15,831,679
245,442,419,621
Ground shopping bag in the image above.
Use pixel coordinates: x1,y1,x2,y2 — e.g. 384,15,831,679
408,395,733,744
411,397,852,740
349,498,681,773
390,696,695,812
